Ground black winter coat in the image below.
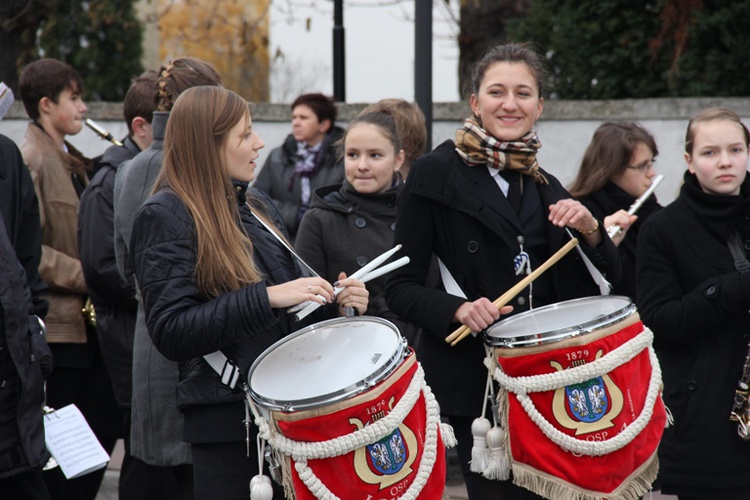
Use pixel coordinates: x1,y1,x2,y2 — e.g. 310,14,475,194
0,214,52,479
78,137,140,408
386,141,621,416
131,184,337,442
0,134,47,318
296,179,413,332
637,171,750,493
578,181,662,302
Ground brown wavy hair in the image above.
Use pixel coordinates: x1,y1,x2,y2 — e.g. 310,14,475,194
568,121,658,198
155,57,223,112
154,86,263,297
359,99,426,171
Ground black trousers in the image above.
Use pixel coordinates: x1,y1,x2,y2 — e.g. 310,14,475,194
191,440,285,500
43,344,120,500
0,468,52,500
119,410,194,500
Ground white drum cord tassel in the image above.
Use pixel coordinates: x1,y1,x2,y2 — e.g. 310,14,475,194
469,372,493,473
435,399,457,449
482,425,510,480
469,417,492,473
249,402,274,500
250,364,447,500
250,475,273,500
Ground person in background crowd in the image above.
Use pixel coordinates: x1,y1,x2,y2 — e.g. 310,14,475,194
253,92,344,241
114,57,223,500
296,111,408,331
19,58,120,500
568,121,661,300
77,69,159,500
637,108,750,500
385,43,621,499
358,98,427,178
130,85,368,500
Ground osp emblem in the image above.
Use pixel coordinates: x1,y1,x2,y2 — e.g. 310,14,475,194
550,349,624,435
349,397,418,489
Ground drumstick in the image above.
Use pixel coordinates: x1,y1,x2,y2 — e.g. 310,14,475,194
293,256,410,321
607,174,664,238
292,247,405,321
446,238,580,346
349,245,403,281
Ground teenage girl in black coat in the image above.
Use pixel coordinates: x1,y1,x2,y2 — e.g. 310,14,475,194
637,108,750,500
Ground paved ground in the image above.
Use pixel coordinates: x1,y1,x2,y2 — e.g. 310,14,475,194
95,440,675,500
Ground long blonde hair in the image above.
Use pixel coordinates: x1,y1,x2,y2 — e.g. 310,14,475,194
155,86,261,297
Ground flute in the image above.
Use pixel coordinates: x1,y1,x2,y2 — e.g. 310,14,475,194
607,174,664,238
85,118,123,146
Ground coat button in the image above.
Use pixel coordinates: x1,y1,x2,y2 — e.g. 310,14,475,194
517,296,526,306
390,222,396,232
356,256,368,267
355,218,366,228
467,241,479,253
686,380,698,391
704,285,717,297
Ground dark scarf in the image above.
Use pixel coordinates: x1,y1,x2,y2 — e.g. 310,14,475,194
679,170,750,243
454,114,548,185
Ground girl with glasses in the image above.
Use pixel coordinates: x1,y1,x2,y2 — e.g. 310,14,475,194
569,121,662,301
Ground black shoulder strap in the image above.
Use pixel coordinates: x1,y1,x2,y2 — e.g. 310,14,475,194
727,230,750,273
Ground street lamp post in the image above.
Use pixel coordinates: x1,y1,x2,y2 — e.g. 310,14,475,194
333,0,345,102
415,0,432,151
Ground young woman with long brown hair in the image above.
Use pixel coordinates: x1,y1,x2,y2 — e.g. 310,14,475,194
130,86,368,499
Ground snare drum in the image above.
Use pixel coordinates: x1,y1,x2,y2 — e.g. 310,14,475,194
247,317,447,500
483,296,666,499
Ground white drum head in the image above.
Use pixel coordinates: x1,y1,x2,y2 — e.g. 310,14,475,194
248,317,405,412
484,296,635,348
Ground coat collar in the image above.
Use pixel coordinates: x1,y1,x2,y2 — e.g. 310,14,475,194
26,122,92,177
408,141,569,253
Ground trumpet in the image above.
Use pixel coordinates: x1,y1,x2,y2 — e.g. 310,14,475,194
607,174,664,239
85,118,123,146
82,296,97,328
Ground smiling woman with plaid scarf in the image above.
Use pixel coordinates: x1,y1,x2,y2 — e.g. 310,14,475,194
385,43,622,500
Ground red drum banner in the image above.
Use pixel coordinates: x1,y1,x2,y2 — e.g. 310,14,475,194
271,353,447,500
492,318,666,499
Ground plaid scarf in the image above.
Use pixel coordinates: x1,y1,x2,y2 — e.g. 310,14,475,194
455,115,548,185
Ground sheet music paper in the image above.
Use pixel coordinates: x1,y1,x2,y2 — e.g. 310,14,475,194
43,404,110,479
